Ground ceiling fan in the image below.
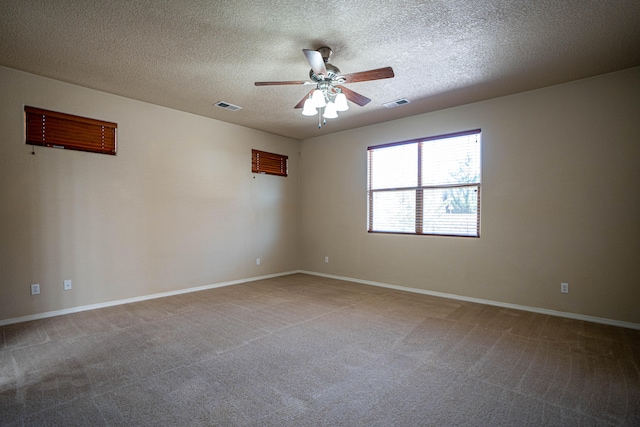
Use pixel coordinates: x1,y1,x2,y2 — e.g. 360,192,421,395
254,47,394,127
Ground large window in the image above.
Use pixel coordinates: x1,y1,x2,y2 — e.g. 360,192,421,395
368,129,481,237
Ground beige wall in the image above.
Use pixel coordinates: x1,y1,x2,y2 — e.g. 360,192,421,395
299,67,640,324
0,66,299,321
2,66,639,326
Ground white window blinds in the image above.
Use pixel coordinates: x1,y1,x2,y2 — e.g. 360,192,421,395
368,129,481,237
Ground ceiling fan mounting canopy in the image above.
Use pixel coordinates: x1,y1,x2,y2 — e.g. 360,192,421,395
316,46,332,63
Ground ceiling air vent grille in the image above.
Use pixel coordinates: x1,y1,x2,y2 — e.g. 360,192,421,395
383,98,411,109
214,101,242,111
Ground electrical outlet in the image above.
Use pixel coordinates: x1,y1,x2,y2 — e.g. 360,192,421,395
63,279,72,291
31,284,40,295
256,258,261,266
561,282,569,293
324,256,329,263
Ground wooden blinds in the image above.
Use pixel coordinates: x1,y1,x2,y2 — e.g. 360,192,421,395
251,149,288,177
25,106,117,155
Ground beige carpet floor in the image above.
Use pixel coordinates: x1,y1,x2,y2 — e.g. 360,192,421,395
1,273,639,426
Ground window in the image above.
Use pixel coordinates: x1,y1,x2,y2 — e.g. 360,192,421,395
25,106,117,155
251,149,288,177
368,129,481,237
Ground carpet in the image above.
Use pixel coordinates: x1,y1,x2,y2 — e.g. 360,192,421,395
1,273,639,426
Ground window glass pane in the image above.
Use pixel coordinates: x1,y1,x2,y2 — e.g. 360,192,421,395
371,190,416,232
421,134,480,185
422,186,479,236
369,144,417,189
368,130,481,237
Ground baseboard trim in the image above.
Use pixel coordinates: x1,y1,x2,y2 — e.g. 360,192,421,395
4,270,638,330
300,270,640,331
0,271,299,327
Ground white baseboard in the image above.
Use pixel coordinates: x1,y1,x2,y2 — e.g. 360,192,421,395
299,270,640,331
0,271,298,327
3,269,638,331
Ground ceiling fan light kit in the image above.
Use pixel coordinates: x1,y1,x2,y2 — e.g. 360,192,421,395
255,46,394,129
301,98,318,116
323,101,338,119
301,83,348,125
311,87,327,108
334,92,349,111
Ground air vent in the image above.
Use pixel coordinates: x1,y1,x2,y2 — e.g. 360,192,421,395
214,101,242,111
383,98,411,109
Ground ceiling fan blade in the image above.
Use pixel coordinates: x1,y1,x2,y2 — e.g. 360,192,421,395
342,67,395,84
303,49,327,76
255,80,310,86
294,89,315,109
336,85,371,106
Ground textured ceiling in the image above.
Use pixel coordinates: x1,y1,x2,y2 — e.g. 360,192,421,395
1,0,639,140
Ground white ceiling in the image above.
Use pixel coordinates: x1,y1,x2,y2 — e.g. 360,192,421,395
1,0,639,140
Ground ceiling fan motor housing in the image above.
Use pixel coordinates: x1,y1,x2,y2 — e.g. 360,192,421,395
309,63,342,82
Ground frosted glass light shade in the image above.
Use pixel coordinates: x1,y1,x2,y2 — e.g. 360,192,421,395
312,89,326,108
335,93,349,111
302,98,317,116
323,101,338,119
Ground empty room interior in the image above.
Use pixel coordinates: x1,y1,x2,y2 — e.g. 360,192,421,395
1,1,639,425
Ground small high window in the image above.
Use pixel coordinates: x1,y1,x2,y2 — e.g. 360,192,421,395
368,129,481,237
251,149,288,177
25,106,117,155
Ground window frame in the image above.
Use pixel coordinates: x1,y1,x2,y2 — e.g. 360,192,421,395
251,149,288,177
367,129,481,238
24,106,117,155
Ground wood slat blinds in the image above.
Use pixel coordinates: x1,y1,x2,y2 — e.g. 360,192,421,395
25,106,117,155
252,149,288,177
